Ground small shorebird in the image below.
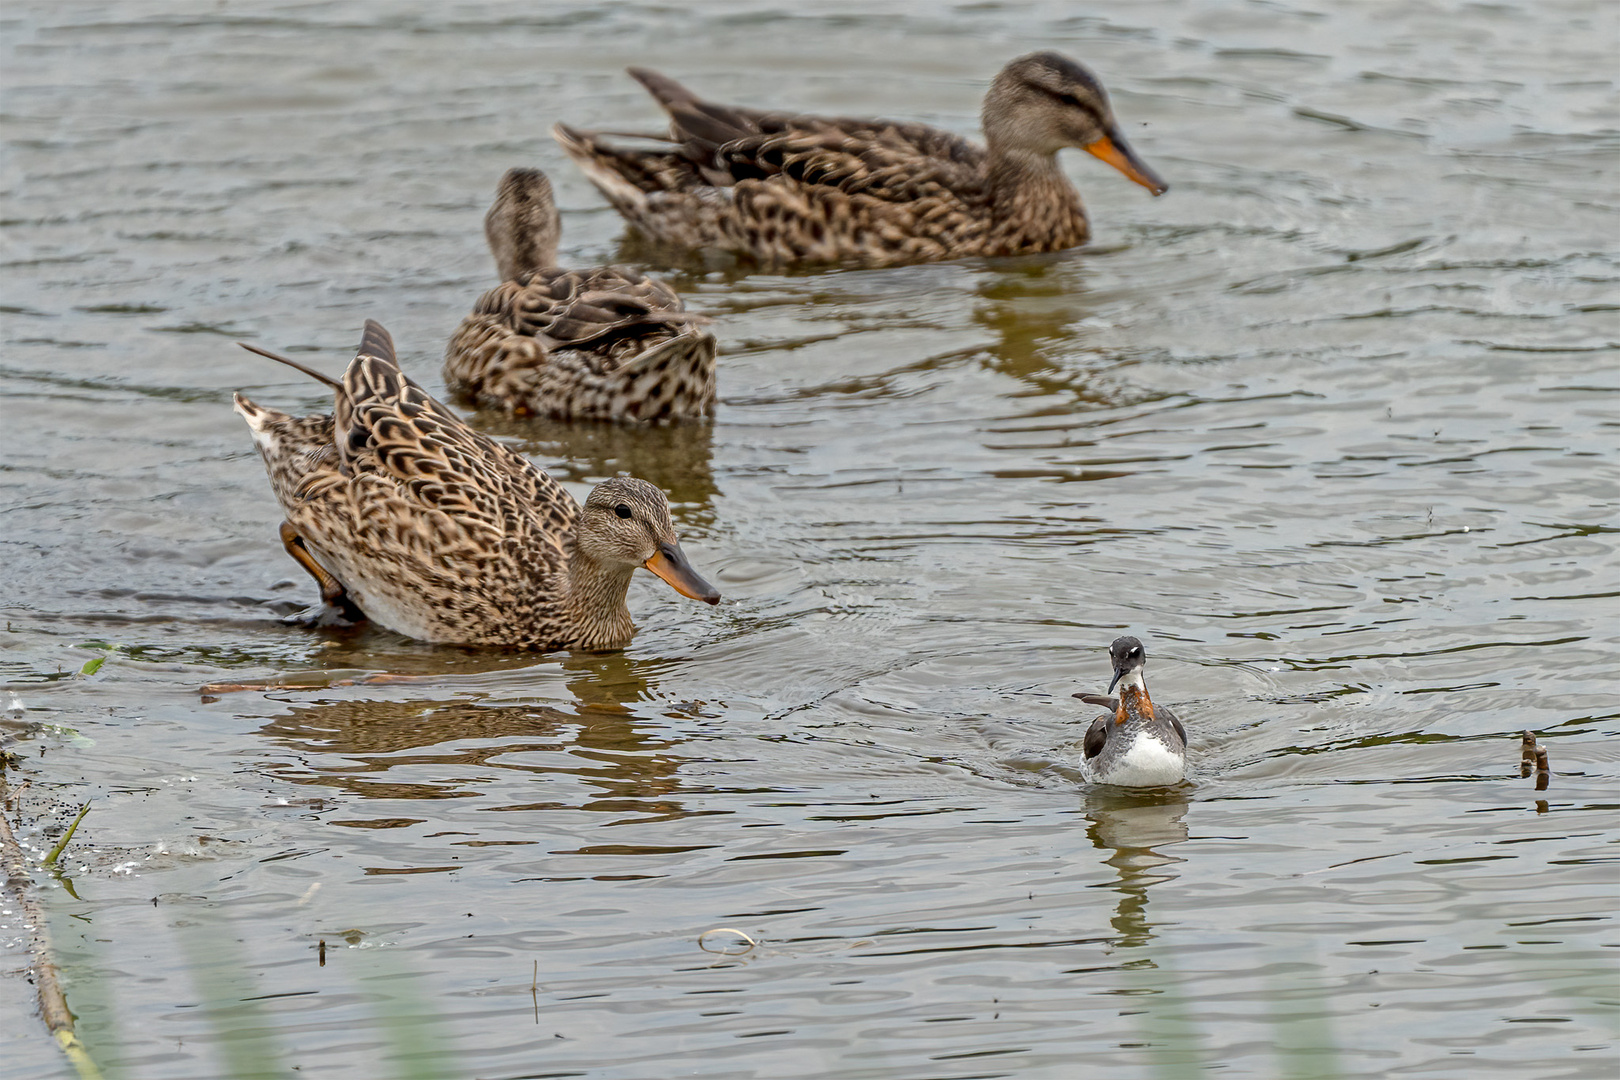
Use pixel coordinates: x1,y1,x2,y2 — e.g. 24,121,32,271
1074,636,1187,786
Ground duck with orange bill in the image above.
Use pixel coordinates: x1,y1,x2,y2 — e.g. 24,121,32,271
554,51,1167,267
233,320,719,651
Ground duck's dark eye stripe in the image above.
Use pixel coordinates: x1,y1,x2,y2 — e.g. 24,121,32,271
1034,83,1102,121
614,504,633,519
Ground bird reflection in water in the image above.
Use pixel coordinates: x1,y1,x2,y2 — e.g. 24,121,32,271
1082,788,1190,949
253,651,697,820
968,259,1132,409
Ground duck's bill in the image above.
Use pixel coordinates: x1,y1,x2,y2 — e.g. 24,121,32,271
1085,129,1169,196
645,542,721,605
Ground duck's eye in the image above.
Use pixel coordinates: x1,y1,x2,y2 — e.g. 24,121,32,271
614,504,633,519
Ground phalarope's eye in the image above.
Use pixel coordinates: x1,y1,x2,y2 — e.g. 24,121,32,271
614,504,633,519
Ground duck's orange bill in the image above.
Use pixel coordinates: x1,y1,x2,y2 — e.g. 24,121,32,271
645,542,721,605
1085,132,1169,196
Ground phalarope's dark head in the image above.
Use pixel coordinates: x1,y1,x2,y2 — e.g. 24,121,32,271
1074,635,1187,787
1107,635,1147,696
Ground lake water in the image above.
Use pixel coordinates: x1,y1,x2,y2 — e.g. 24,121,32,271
1,1,1616,1078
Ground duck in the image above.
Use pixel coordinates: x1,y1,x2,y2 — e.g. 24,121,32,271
1073,636,1187,786
443,167,717,421
234,319,720,651
552,51,1167,268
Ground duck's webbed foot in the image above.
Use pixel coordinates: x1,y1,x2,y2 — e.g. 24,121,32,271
278,521,366,628
284,599,367,629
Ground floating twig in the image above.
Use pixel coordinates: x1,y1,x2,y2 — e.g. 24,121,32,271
0,787,104,1079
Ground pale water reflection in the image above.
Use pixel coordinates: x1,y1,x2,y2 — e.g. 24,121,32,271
1083,792,1191,951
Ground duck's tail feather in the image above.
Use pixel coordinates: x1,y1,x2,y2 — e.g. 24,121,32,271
358,319,396,365
627,67,701,111
237,342,343,390
553,122,655,216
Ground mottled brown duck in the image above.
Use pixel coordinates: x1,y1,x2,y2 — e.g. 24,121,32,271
235,319,720,650
443,167,717,421
553,51,1168,267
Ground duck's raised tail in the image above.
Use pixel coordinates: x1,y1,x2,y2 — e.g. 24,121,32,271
627,66,701,111
357,319,395,364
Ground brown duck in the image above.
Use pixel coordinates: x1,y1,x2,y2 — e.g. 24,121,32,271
444,167,717,421
235,320,720,650
553,51,1167,267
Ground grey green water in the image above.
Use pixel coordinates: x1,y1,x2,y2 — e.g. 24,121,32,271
2,2,1616,1078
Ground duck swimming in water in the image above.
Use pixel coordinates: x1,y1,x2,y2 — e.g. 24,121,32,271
234,320,719,650
1074,636,1187,787
553,51,1167,267
443,167,717,422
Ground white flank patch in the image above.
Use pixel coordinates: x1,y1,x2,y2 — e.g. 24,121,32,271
341,585,446,643
1094,734,1185,788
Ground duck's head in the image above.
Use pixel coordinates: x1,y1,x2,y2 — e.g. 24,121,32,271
485,167,562,281
1106,635,1149,694
579,476,720,604
984,51,1168,196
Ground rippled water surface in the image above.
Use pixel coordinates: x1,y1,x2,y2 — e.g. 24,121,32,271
2,2,1616,1077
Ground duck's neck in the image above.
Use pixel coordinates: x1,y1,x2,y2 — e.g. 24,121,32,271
492,230,557,283
983,145,1090,253
564,540,637,651
1112,668,1156,724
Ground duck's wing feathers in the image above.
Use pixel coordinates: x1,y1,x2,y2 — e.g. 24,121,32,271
628,66,777,151
455,267,703,386
704,122,983,205
1075,691,1187,747
1160,703,1188,749
336,320,578,547
506,267,697,356
626,67,986,197
1082,715,1110,762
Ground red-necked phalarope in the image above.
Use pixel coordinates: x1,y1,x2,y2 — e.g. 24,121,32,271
1073,636,1187,787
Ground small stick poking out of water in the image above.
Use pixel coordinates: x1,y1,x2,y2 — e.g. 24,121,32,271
698,927,758,955
45,802,91,867
1520,730,1551,791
